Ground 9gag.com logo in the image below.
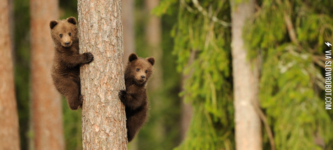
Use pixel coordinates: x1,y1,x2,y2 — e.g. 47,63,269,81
325,42,332,110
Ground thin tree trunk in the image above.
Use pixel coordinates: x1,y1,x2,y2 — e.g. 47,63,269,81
145,0,165,144
180,51,195,140
122,1,137,150
122,0,135,64
180,96,192,140
230,0,262,150
0,0,20,149
78,0,127,149
145,0,162,89
30,0,64,149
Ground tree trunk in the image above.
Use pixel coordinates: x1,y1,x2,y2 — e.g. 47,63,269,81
145,0,162,90
30,0,64,149
180,96,192,140
180,51,195,140
122,1,137,150
122,0,135,64
230,0,262,150
8,0,14,53
0,0,20,149
145,0,165,143
78,0,127,149
144,0,166,145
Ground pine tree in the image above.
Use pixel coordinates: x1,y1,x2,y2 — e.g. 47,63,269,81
154,0,235,149
0,1,20,149
78,0,128,149
155,0,333,149
230,0,262,149
244,0,333,149
30,0,64,149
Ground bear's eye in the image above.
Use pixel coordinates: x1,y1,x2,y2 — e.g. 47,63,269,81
136,68,140,72
69,32,71,36
59,34,63,38
145,70,148,73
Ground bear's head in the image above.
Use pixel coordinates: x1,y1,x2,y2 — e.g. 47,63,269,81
50,17,78,48
125,53,155,86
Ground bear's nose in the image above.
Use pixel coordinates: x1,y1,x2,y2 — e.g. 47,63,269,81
65,42,70,45
141,75,145,79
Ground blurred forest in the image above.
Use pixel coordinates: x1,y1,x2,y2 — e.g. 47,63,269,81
1,0,333,149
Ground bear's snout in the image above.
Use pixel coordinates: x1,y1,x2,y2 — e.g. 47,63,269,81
61,35,72,47
141,75,145,79
61,40,72,47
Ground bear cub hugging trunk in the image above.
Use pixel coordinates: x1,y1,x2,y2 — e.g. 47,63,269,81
119,53,155,142
50,17,94,110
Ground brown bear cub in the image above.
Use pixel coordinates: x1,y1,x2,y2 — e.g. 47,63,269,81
119,53,155,142
50,17,94,110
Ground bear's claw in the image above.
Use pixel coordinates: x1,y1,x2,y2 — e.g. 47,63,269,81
119,90,126,101
84,52,94,64
79,95,84,108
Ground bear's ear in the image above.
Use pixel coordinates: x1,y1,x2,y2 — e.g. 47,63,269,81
128,53,138,62
146,57,155,66
50,20,58,29
67,17,77,25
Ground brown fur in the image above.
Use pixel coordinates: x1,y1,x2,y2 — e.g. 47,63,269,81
50,17,93,110
119,53,155,142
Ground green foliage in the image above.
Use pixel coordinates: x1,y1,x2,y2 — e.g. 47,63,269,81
245,0,333,149
178,105,232,150
152,0,178,16
159,0,333,149
134,1,182,149
156,0,235,149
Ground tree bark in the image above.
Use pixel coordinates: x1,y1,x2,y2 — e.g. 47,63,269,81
30,0,64,149
230,0,262,150
122,0,135,64
8,0,14,53
78,0,127,149
180,95,192,140
0,0,20,149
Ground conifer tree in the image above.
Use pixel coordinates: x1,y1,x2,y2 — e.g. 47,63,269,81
78,0,128,149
